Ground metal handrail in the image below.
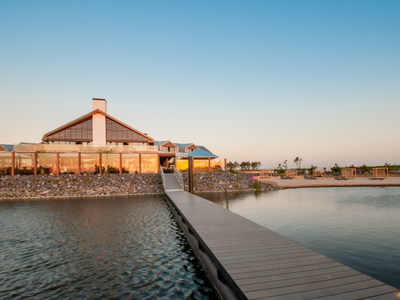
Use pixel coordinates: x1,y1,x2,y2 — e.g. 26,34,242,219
160,165,166,189
172,165,184,189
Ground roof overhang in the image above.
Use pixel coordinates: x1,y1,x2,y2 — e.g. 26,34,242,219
42,109,154,143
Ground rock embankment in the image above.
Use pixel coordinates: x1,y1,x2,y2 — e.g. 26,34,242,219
183,172,280,193
0,174,163,199
0,172,280,200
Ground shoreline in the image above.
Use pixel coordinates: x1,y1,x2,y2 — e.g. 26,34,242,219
0,173,279,201
260,176,400,189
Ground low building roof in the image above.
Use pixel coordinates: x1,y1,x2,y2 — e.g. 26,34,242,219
185,149,218,158
0,144,14,151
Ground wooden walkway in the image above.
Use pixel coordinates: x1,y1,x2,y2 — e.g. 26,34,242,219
163,175,399,300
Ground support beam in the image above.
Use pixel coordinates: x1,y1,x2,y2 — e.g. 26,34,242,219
56,152,60,175
78,152,81,175
11,151,15,176
119,152,122,174
34,152,37,176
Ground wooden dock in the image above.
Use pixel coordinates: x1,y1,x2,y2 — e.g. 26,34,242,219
163,174,399,300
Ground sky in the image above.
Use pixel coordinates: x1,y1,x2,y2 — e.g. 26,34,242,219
1,0,399,169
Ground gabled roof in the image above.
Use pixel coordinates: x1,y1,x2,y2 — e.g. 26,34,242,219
154,140,178,148
186,149,218,158
154,141,214,156
0,144,14,151
42,109,154,143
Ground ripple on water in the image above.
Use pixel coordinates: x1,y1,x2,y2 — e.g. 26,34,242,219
0,196,217,299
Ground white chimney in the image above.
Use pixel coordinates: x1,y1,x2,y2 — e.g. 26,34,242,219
92,98,107,113
92,98,107,146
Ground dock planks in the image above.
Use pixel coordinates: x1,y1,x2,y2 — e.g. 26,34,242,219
163,175,399,299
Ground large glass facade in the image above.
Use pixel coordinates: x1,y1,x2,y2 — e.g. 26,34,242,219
176,159,223,173
15,153,35,175
102,153,120,174
193,160,209,173
176,159,188,172
37,153,58,175
141,154,158,174
0,153,12,176
121,154,139,174
81,153,100,174
60,153,79,174
210,159,224,172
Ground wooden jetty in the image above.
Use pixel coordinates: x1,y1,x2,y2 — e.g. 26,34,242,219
163,173,400,300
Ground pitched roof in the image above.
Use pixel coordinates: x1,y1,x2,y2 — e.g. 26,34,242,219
154,141,212,154
0,144,14,151
42,109,154,143
186,149,218,158
154,140,178,148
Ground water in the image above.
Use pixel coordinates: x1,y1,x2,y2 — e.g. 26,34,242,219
0,196,218,299
200,187,400,289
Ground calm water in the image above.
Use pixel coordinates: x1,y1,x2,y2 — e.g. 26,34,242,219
0,196,218,299
200,187,400,289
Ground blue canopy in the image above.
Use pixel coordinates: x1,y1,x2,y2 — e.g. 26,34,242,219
186,149,218,158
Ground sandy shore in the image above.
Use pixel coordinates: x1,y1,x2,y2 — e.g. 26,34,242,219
259,176,400,189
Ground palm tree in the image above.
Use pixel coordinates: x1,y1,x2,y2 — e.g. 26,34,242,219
294,157,299,169
299,158,303,169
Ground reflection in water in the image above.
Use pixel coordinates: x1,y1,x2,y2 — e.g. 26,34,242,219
200,187,400,289
0,196,217,299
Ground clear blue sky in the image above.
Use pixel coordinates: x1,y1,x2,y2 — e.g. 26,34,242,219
1,0,399,168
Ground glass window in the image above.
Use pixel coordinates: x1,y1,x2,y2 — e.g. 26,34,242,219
81,153,100,174
141,154,158,174
0,153,12,176
176,159,188,172
37,153,58,175
210,159,224,172
15,153,35,175
193,159,209,173
102,153,120,174
60,153,79,174
121,153,139,174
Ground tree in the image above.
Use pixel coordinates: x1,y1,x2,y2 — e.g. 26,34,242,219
240,161,251,172
359,164,371,173
294,157,299,169
331,163,342,174
251,161,261,171
294,157,303,169
227,161,239,172
309,164,317,173
282,159,288,169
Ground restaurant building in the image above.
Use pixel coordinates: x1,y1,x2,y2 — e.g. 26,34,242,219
0,98,224,176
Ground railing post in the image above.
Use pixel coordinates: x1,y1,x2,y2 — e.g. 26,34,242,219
208,158,211,172
139,153,142,174
56,152,60,175
11,151,15,176
34,152,37,176
99,152,102,175
78,152,81,175
119,152,122,174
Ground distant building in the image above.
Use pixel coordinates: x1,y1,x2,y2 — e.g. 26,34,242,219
42,99,154,146
1,98,221,176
